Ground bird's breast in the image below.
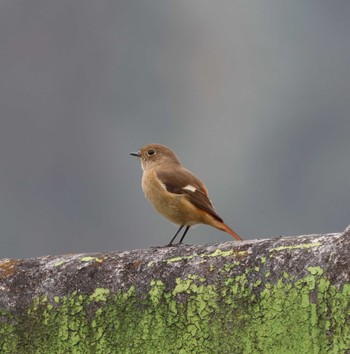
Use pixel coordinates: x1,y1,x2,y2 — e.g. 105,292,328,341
141,169,202,225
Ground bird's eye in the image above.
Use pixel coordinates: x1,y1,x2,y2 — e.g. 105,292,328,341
147,149,156,156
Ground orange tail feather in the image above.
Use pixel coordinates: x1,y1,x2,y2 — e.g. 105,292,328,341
216,221,242,241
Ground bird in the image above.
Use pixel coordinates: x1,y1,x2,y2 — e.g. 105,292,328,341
130,143,242,246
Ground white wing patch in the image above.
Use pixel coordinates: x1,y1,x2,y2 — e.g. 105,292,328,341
159,180,168,191
183,185,197,193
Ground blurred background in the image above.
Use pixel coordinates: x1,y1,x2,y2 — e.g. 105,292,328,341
1,1,349,259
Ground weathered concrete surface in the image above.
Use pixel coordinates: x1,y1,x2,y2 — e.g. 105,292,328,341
1,225,350,353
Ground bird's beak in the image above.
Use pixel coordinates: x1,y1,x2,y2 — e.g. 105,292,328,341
130,151,141,157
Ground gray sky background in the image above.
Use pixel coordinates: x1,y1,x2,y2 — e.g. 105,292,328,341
1,1,349,259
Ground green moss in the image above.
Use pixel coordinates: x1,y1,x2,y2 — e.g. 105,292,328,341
53,260,66,267
0,265,349,353
260,256,267,264
80,256,97,262
149,248,248,267
307,266,324,276
89,288,110,302
270,242,322,252
206,249,247,258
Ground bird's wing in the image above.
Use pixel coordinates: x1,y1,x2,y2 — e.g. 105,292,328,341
156,167,223,222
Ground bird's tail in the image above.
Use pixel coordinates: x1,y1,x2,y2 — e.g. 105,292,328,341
214,221,242,241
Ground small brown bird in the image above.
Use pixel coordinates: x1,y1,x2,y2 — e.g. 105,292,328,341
130,144,242,246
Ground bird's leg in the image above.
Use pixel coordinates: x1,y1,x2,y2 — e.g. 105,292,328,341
179,226,190,244
167,225,184,246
